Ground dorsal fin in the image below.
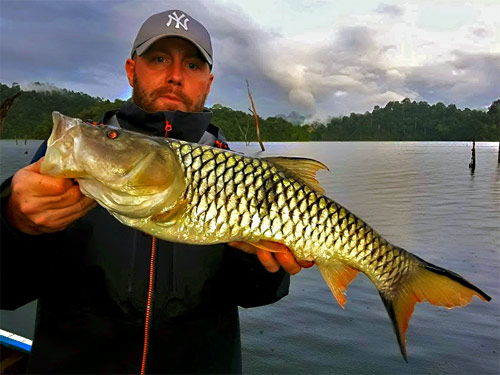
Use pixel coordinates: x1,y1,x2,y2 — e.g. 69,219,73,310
264,156,329,195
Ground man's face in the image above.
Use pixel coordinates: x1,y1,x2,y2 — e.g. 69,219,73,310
125,37,214,113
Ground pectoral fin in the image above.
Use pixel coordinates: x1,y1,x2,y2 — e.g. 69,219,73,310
243,240,290,253
150,199,189,226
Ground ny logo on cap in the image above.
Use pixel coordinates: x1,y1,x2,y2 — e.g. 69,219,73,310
166,11,189,30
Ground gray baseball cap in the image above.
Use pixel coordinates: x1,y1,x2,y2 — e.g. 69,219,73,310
131,10,213,67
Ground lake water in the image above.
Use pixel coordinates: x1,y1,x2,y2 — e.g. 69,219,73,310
1,140,499,374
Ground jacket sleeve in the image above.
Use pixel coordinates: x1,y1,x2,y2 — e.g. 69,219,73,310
223,244,290,308
0,177,62,310
0,141,60,310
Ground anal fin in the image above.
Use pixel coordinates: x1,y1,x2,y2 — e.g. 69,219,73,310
317,261,359,308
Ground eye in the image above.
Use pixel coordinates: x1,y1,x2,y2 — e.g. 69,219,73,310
106,130,119,139
188,62,198,70
156,56,165,63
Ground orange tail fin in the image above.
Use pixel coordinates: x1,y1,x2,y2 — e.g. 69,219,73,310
380,256,491,361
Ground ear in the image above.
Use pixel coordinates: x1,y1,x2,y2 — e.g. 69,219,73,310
125,58,135,87
206,73,214,96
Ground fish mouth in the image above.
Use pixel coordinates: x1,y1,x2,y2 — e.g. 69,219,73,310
48,112,81,145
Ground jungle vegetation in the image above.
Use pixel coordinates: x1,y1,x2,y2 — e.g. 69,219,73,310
1,82,498,141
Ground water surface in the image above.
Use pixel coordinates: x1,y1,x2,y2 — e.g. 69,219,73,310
1,140,499,374
233,142,499,375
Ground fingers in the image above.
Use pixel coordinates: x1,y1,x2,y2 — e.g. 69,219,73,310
28,184,86,209
275,252,302,275
228,241,315,274
6,160,97,234
8,194,97,234
297,259,315,268
37,197,98,233
256,250,281,273
228,241,257,254
23,158,75,196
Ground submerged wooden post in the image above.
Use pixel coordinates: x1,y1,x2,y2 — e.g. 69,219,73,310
469,140,476,172
246,79,265,151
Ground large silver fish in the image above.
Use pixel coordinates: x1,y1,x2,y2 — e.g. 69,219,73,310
41,112,490,360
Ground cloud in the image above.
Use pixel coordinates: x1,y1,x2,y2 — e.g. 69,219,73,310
405,51,500,107
374,3,405,17
0,1,131,98
0,0,498,120
216,3,500,119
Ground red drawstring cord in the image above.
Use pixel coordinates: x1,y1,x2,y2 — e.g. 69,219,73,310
141,119,170,374
164,119,172,137
140,236,157,375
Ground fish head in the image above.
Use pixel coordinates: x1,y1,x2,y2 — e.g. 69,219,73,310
40,112,86,178
42,112,185,202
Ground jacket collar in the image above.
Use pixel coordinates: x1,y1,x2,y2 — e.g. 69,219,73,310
115,100,213,143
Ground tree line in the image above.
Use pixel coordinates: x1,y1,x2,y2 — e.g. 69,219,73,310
1,82,498,141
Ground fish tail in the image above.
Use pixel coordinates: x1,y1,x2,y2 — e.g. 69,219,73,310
379,255,491,361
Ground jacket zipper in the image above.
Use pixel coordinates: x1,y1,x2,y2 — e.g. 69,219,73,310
140,236,158,375
141,119,171,374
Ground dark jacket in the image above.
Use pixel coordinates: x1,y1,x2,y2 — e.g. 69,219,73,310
0,101,290,374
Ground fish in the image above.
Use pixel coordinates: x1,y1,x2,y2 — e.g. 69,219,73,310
41,112,491,360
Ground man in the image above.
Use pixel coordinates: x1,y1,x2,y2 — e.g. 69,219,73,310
0,10,311,374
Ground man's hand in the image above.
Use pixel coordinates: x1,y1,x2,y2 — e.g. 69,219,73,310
228,241,314,275
5,158,97,235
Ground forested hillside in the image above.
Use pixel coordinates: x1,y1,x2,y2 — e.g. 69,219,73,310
0,83,100,139
1,82,498,141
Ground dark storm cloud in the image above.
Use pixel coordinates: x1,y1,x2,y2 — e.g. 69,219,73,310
0,0,290,114
0,1,129,93
0,0,498,118
405,52,500,108
206,5,292,115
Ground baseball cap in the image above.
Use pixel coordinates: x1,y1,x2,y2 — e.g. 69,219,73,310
131,10,213,67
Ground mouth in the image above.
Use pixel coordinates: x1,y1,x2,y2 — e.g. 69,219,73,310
160,94,182,103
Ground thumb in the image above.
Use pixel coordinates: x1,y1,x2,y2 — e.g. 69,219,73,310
24,157,45,173
21,157,75,193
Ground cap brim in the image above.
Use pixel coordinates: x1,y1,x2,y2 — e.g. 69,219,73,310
133,35,213,66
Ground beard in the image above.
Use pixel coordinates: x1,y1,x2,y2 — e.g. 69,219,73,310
132,73,208,113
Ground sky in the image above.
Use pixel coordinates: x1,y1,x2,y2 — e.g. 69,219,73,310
0,0,499,120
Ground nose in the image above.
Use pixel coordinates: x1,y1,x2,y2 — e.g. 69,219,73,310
167,60,182,86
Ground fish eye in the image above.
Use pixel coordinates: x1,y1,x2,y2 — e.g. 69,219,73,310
106,130,119,139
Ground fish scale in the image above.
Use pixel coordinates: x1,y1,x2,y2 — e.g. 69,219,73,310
41,112,491,361
175,138,414,292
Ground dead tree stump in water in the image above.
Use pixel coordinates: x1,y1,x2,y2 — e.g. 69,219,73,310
0,91,22,136
246,79,265,152
469,140,476,172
